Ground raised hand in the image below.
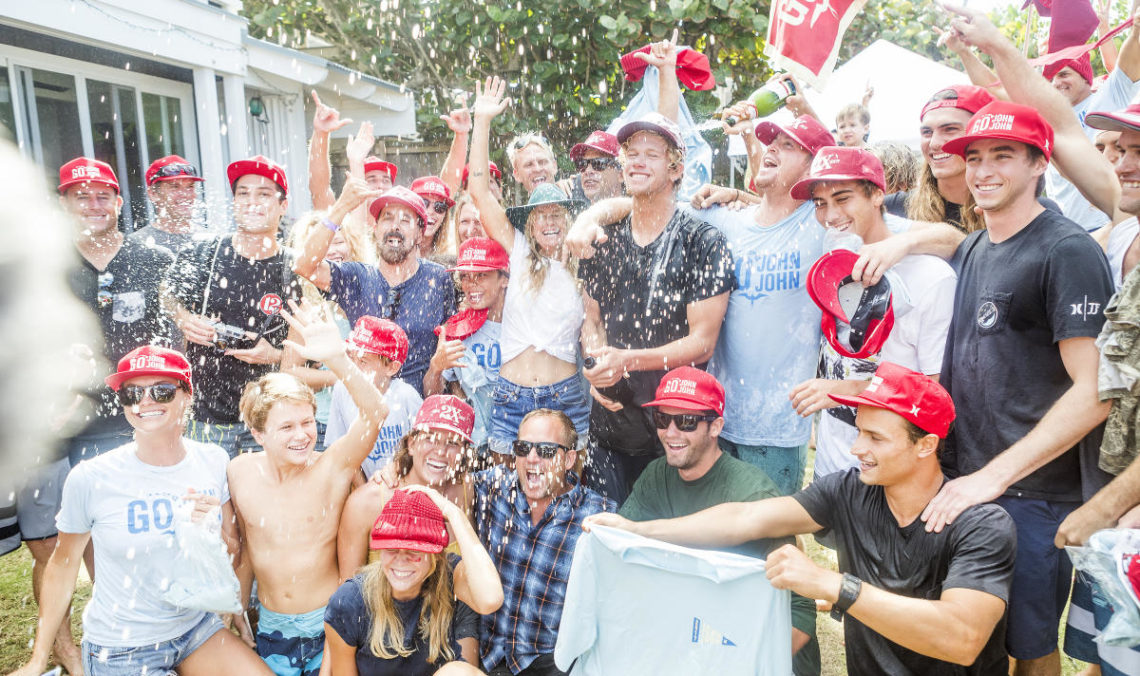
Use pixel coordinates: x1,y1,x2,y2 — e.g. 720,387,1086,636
441,94,473,134
331,176,384,223
633,37,681,69
279,299,347,365
940,2,1007,52
311,90,352,134
472,76,511,119
345,121,376,164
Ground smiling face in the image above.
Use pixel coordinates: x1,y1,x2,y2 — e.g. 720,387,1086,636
375,204,422,265
514,413,576,505
512,143,557,194
147,178,198,223
121,376,190,434
526,204,570,257
811,180,885,241
1116,129,1140,215
251,400,318,466
849,406,929,487
459,270,508,311
963,139,1046,215
232,174,287,235
621,131,683,198
379,549,437,601
1051,66,1093,107
325,230,351,263
654,405,722,473
578,149,623,202
61,183,122,237
407,430,466,487
920,107,973,181
751,132,813,193
457,202,485,243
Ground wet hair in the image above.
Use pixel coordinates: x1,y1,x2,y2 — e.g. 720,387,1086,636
836,103,871,127
360,554,455,663
870,142,920,194
618,137,686,190
906,161,984,234
390,429,470,483
519,408,578,451
506,133,556,167
239,373,317,432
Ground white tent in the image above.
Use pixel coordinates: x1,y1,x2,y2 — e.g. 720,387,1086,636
806,39,971,148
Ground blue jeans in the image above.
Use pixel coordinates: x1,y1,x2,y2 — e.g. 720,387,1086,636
719,439,807,496
488,373,591,454
82,612,224,675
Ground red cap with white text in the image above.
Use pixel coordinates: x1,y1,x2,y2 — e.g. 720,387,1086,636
829,361,956,438
941,100,1054,161
790,147,886,201
58,157,119,194
642,366,725,416
412,394,474,443
105,345,193,393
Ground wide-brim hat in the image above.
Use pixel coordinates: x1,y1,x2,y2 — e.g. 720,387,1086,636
505,183,587,232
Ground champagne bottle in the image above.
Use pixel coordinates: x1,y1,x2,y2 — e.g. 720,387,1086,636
715,78,798,126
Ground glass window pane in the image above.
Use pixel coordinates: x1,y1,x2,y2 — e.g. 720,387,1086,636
87,80,144,230
0,69,15,142
26,68,82,186
142,92,185,162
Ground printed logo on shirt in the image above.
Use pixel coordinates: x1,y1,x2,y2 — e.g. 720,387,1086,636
112,291,145,324
735,250,803,301
691,617,736,647
1070,295,1101,320
259,293,283,315
976,301,999,329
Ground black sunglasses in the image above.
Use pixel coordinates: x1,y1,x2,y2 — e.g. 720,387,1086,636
154,163,199,179
575,157,618,172
512,439,569,458
118,382,186,407
651,410,718,432
383,288,402,320
430,201,450,215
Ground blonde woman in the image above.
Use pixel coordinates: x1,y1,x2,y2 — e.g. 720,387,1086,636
324,487,502,675
468,76,591,456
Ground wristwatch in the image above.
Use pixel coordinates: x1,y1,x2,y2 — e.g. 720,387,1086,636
830,573,863,621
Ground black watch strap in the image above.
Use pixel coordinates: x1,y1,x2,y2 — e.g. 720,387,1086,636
830,573,863,621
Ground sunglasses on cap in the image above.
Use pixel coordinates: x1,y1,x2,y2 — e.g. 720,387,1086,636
430,201,450,215
154,163,199,179
574,157,619,172
512,439,569,458
117,382,187,407
508,133,553,153
652,410,718,432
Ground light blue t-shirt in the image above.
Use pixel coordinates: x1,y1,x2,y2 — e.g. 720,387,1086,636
554,526,791,675
1046,66,1139,231
443,319,502,447
324,377,423,477
686,202,825,446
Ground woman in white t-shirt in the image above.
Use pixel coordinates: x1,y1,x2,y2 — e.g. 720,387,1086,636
11,346,270,676
467,76,592,454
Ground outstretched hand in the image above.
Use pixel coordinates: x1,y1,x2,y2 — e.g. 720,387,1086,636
472,77,511,119
345,121,376,164
311,90,352,134
441,94,473,134
279,299,347,365
634,36,681,69
939,2,1007,52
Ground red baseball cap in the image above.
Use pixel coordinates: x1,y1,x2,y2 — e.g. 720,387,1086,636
369,489,449,553
919,84,995,121
363,156,398,181
941,101,1054,161
617,112,685,153
145,155,203,186
104,345,193,394
369,186,429,226
570,130,620,161
347,316,409,364
227,155,288,195
1043,53,1093,85
642,366,725,416
58,157,119,194
830,361,956,438
411,176,455,208
434,308,490,342
1086,103,1140,132
807,249,896,360
462,162,502,186
790,147,886,201
448,237,509,272
413,394,475,442
755,115,835,157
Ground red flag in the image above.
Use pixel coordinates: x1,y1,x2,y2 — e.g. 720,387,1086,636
1029,17,1133,72
1023,0,1099,52
764,0,869,88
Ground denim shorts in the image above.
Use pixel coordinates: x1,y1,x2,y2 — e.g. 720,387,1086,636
488,373,590,454
82,612,224,675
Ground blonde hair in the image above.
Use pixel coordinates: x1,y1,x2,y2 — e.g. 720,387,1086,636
520,408,578,450
836,103,871,126
522,207,579,294
618,141,685,189
905,162,983,233
239,373,317,432
360,555,456,663
288,210,375,305
870,142,919,195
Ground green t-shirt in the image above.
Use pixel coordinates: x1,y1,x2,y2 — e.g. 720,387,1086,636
619,451,821,676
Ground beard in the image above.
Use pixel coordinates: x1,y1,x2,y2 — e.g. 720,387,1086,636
377,229,415,264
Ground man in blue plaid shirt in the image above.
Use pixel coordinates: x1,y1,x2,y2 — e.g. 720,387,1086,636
473,408,616,676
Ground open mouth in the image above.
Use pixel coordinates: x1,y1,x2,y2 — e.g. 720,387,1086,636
974,183,1002,194
425,459,448,473
929,152,952,162
137,410,164,419
524,469,545,489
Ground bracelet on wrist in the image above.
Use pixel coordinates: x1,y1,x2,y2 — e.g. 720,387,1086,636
322,217,340,233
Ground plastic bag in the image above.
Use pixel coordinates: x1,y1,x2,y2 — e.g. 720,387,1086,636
1067,529,1140,647
161,500,242,614
605,63,713,203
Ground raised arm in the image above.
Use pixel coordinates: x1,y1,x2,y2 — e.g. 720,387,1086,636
945,3,1127,222
10,531,90,675
564,196,633,259
468,76,515,253
1115,0,1140,80
280,302,388,474
852,221,966,285
439,100,473,196
937,26,1008,100
632,39,682,124
292,177,382,290
308,91,353,211
584,496,823,546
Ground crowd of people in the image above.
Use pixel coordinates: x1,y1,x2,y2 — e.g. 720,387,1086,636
7,4,1140,674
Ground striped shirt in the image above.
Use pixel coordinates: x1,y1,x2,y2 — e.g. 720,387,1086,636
473,468,615,674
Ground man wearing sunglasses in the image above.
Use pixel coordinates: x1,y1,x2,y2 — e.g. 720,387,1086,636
619,367,820,675
130,155,208,253
556,131,624,205
473,408,616,676
587,362,1017,675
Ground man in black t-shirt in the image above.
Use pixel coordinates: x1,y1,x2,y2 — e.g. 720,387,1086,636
587,362,1015,675
576,105,734,502
162,155,300,457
